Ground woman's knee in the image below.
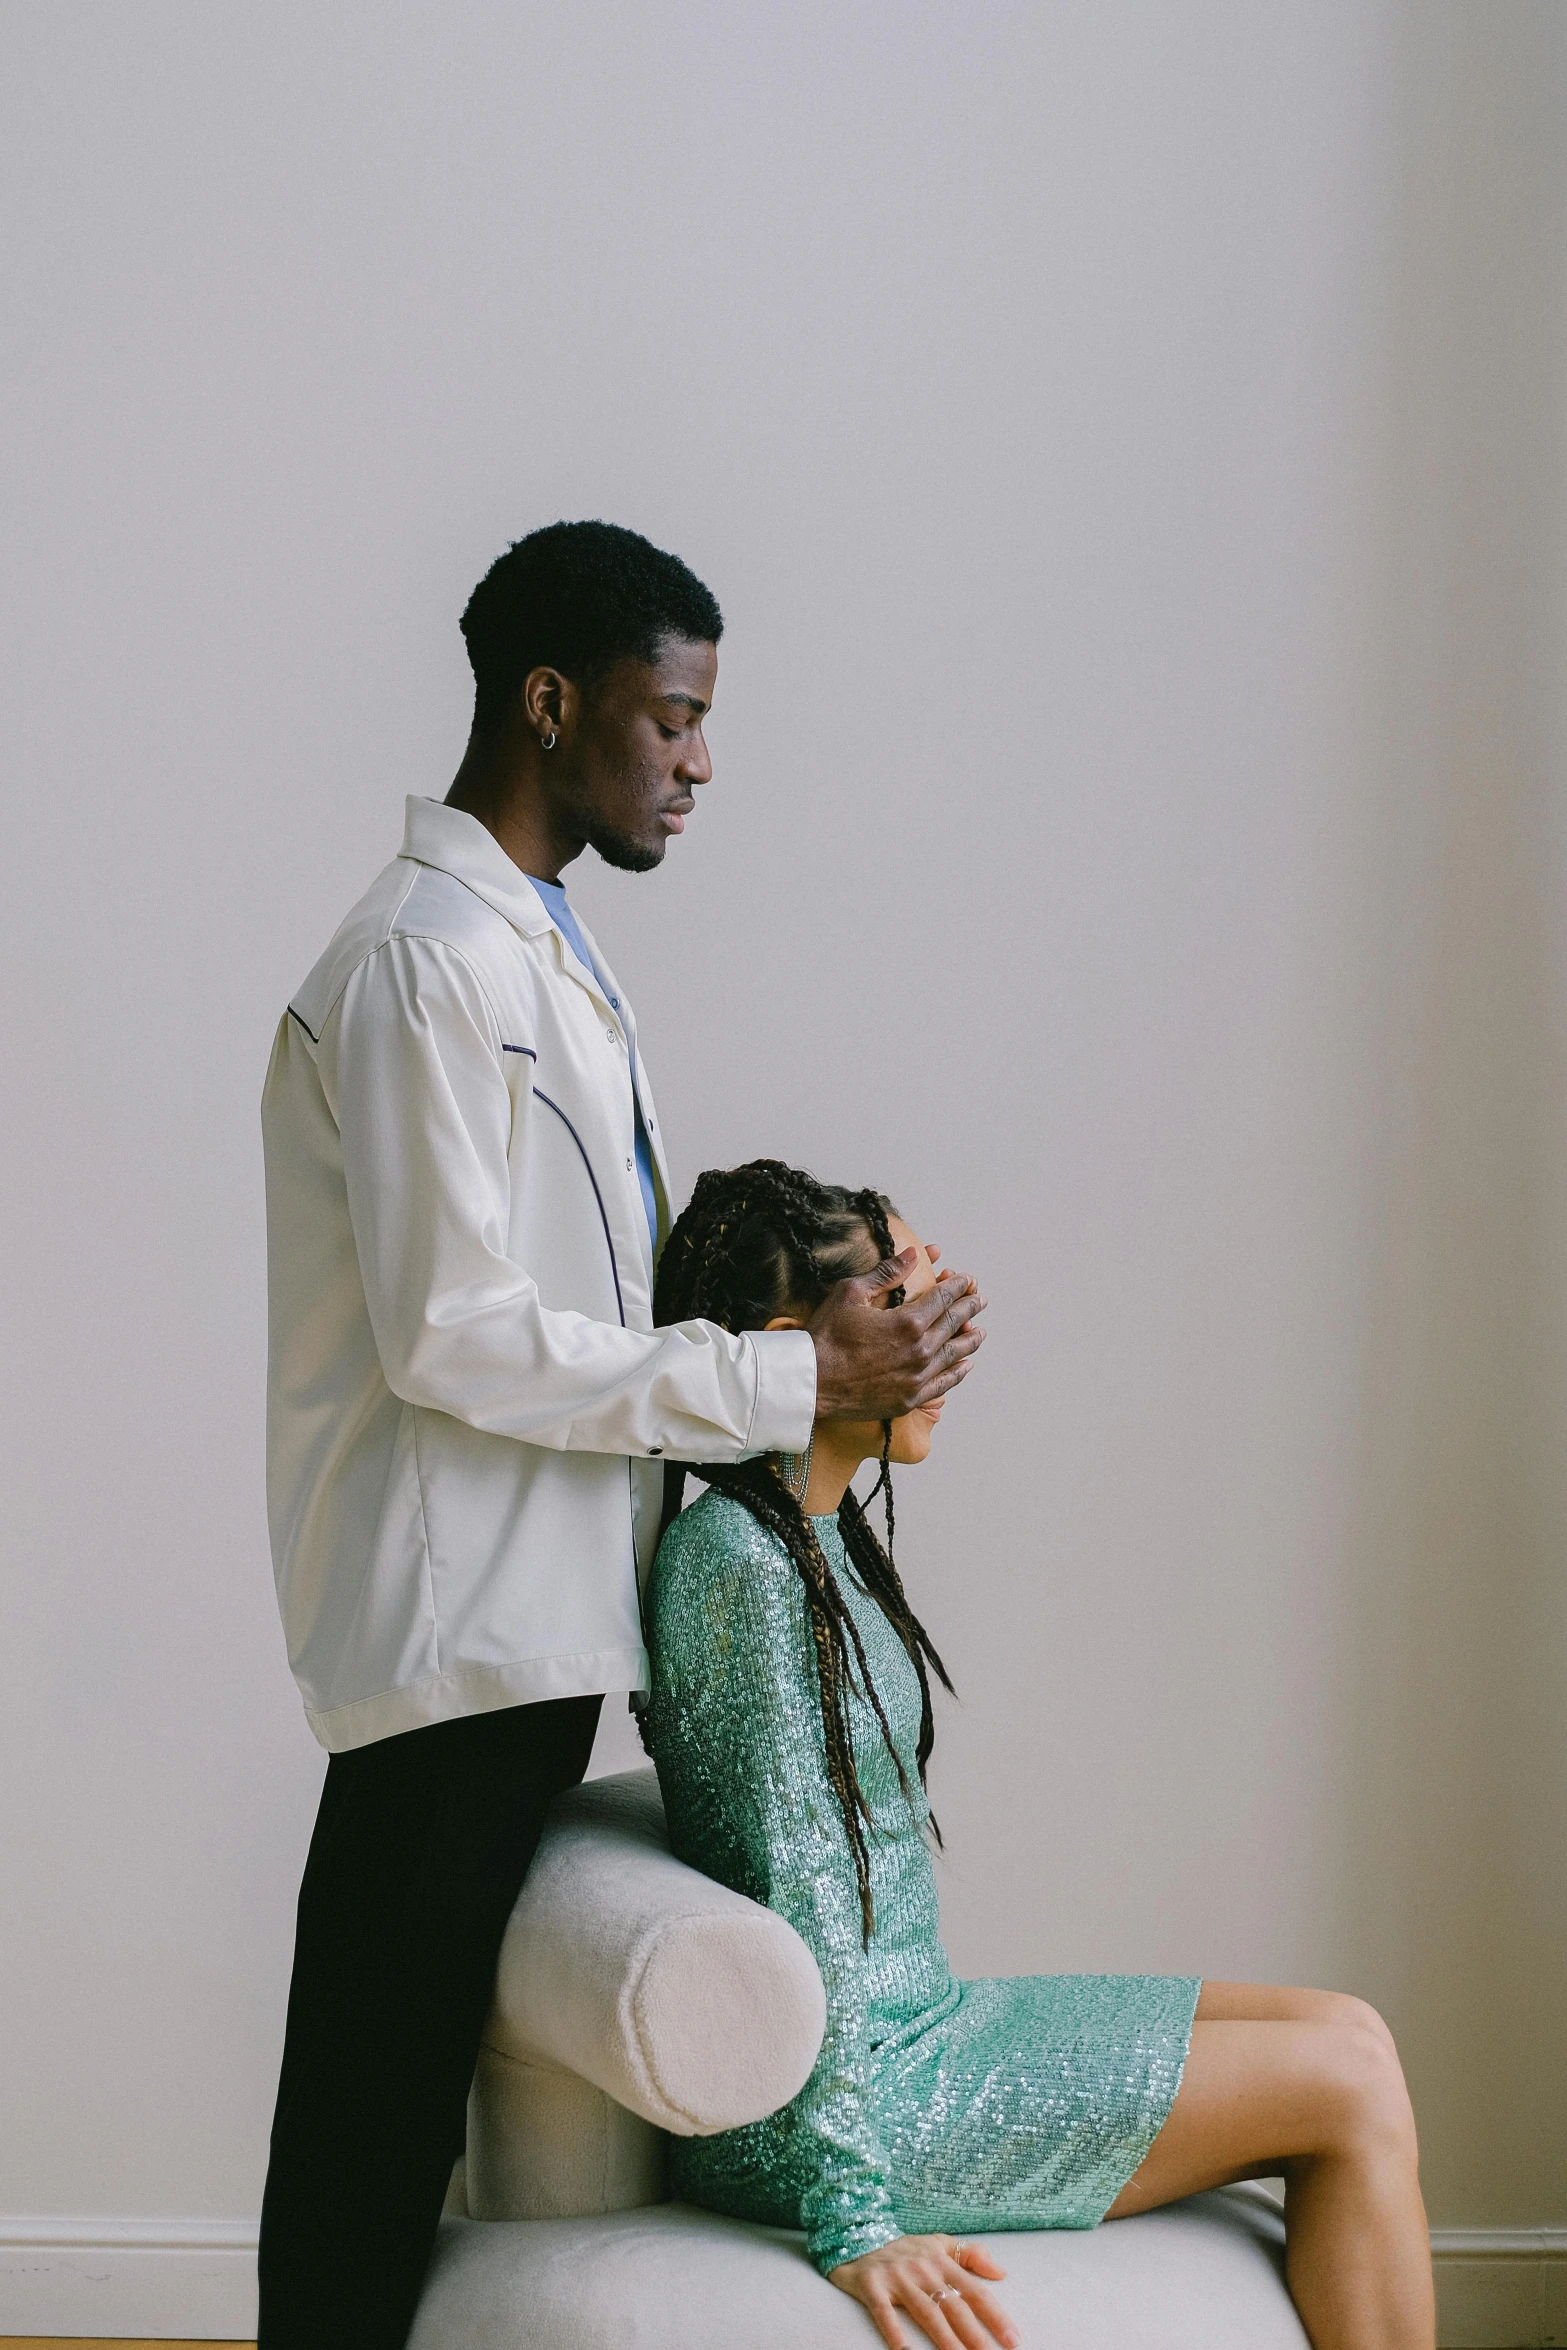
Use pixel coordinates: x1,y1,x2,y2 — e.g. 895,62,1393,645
1318,1991,1399,2058
1313,2020,1417,2165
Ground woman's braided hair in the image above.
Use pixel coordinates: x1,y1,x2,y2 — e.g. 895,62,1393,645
653,1158,954,1941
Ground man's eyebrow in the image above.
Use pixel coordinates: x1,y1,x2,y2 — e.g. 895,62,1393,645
658,691,709,715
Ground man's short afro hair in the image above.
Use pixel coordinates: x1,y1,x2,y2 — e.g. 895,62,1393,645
460,519,723,736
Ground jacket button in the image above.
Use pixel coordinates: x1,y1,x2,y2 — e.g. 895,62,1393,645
626,1157,634,1172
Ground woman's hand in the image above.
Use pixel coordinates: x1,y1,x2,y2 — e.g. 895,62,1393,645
828,2236,1018,2349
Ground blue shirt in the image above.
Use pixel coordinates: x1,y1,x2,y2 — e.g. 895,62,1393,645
529,876,659,1252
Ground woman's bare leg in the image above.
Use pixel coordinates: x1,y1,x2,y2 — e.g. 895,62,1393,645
1105,1984,1433,2350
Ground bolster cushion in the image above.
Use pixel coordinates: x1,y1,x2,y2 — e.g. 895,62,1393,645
483,1766,827,2138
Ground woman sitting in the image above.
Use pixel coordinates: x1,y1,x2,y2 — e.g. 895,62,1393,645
641,1159,1434,2350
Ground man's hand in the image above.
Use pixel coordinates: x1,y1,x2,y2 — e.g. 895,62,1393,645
808,1252,986,1421
829,2235,1016,2350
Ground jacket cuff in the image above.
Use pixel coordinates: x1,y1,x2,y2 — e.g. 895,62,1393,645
743,1328,817,1454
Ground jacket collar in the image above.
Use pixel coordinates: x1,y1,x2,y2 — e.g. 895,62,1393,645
399,798,630,1032
399,797,554,939
398,801,668,1240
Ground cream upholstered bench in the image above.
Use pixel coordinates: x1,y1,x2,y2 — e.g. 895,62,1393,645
408,1770,1307,2350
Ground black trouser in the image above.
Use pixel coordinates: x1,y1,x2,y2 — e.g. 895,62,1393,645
256,1695,602,2350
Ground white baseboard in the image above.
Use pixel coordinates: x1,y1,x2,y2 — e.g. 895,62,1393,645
0,2219,259,2339
2,2214,1561,2345
1430,2229,1567,2350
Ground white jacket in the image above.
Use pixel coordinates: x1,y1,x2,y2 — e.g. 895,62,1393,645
263,797,816,1751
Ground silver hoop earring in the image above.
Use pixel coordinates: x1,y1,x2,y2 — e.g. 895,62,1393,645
540,727,557,752
775,1437,814,1507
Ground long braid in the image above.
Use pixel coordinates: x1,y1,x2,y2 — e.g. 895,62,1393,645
691,1456,901,1936
835,1191,952,1799
653,1158,957,1940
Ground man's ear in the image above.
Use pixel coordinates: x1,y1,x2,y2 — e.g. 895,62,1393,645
522,663,569,739
763,1313,805,1332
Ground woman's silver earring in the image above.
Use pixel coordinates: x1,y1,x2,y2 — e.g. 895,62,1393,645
540,727,557,751
776,1437,814,1506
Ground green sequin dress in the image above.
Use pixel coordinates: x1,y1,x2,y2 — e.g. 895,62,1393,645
642,1492,1200,2276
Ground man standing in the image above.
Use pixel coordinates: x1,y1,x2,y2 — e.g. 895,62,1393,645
258,521,985,2350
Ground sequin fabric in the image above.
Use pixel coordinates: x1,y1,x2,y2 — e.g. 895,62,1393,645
642,1492,1200,2276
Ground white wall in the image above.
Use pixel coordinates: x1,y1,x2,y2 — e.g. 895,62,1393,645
2,0,1563,2325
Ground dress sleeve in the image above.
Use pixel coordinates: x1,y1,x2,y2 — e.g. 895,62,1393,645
652,1509,905,2275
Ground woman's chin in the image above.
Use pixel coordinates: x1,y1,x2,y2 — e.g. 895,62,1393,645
890,1412,939,1467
